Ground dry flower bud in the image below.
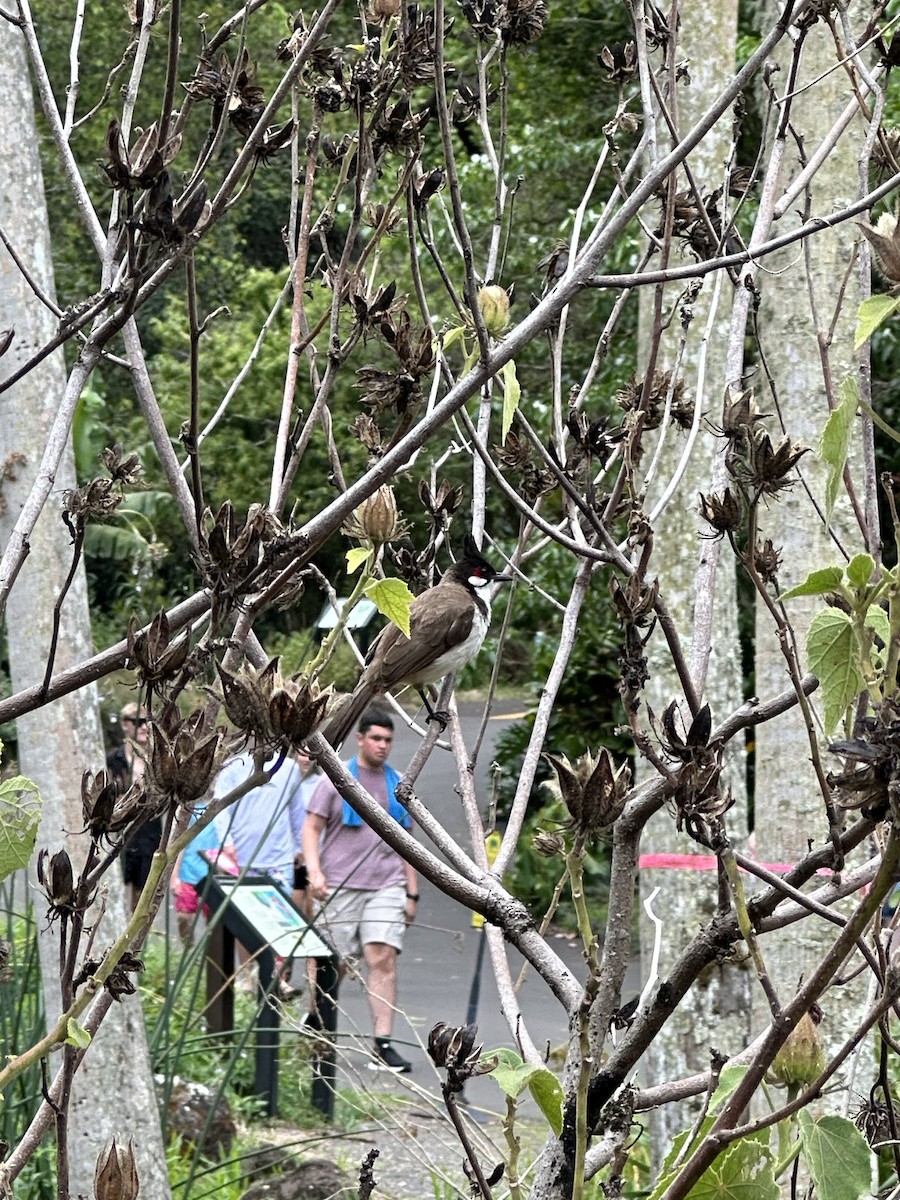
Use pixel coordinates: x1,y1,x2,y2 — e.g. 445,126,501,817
532,829,565,857
94,1138,139,1200
347,485,401,544
858,212,900,283
37,849,76,913
370,0,400,19
770,1009,825,1087
476,285,510,337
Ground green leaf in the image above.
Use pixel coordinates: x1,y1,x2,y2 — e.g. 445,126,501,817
845,553,875,591
0,775,41,883
66,1018,92,1050
345,546,371,575
487,1047,539,1098
819,378,858,522
807,608,865,733
780,567,845,600
364,577,414,639
440,325,468,353
688,1134,778,1200
500,359,521,443
854,294,900,349
798,1112,872,1200
528,1067,564,1136
709,1066,750,1113
865,605,891,647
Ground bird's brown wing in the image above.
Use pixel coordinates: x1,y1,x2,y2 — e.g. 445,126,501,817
369,582,475,689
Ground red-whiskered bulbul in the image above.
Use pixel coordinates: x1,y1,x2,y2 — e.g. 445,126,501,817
321,536,512,747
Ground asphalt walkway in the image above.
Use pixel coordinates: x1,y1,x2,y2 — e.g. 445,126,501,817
298,699,605,1114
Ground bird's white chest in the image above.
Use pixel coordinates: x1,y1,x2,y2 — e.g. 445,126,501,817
429,605,489,678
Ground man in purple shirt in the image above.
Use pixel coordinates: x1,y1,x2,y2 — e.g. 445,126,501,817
303,710,419,1074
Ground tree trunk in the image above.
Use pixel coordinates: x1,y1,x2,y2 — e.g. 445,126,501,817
0,30,170,1200
636,0,749,1163
751,11,869,1091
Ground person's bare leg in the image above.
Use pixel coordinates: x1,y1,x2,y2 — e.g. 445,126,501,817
363,941,397,1038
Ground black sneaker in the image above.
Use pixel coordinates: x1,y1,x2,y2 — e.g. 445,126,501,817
368,1041,412,1074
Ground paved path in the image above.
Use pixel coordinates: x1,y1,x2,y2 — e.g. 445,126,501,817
297,699,622,1116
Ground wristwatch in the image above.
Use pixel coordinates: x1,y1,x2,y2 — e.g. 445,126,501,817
406,892,420,901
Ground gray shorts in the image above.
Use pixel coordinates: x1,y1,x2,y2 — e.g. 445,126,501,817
318,884,407,962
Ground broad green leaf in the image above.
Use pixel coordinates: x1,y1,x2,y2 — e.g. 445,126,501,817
500,359,521,443
709,1066,750,1113
807,608,865,733
649,1123,715,1200
440,324,468,353
345,546,371,575
364,577,414,638
487,1047,539,1098
781,567,845,601
0,775,41,883
865,605,891,647
819,378,858,522
689,1134,778,1200
66,1019,92,1050
845,553,875,590
854,293,900,349
798,1112,872,1200
528,1067,564,1136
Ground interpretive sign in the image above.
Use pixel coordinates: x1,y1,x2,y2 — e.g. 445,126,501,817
202,871,338,1118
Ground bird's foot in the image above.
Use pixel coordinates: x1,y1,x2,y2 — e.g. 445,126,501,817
425,708,450,731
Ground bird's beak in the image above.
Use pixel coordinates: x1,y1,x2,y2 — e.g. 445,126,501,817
493,573,513,584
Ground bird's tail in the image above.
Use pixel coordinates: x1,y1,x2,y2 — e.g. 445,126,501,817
318,681,377,749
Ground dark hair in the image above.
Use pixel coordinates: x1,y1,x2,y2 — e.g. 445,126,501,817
358,708,394,735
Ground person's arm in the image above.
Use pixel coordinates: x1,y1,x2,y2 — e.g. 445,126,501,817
302,812,328,898
404,859,419,924
289,765,307,853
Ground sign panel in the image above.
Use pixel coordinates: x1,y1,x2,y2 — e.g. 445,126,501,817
215,878,331,957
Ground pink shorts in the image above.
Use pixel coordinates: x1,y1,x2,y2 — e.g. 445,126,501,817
174,882,208,917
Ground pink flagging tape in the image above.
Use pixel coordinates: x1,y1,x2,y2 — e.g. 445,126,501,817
638,853,833,875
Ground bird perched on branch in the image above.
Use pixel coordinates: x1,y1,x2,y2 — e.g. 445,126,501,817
320,536,512,748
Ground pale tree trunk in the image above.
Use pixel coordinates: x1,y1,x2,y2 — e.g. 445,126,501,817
636,0,749,1161
0,30,170,1200
751,13,870,1095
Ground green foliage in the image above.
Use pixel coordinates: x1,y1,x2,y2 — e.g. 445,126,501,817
781,551,900,731
486,1047,564,1136
855,295,900,350
0,755,41,883
500,360,521,443
806,608,865,734
0,891,52,1200
65,1018,92,1049
796,1112,872,1200
820,379,859,521
650,1096,777,1200
364,577,415,638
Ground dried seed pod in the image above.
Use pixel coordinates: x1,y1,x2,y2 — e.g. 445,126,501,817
699,488,742,535
532,829,565,858
37,848,76,914
346,485,401,544
858,212,900,283
544,748,630,838
428,1022,496,1092
94,1138,139,1200
370,0,401,20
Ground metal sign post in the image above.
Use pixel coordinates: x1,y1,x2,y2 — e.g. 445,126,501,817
202,872,338,1119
